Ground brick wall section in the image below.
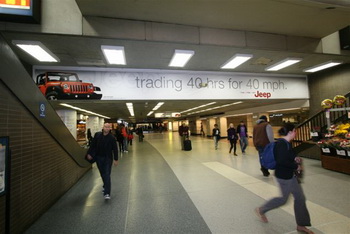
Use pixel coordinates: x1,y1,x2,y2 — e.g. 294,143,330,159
0,81,90,234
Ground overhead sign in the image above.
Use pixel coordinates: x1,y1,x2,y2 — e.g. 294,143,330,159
155,112,181,118
34,68,309,100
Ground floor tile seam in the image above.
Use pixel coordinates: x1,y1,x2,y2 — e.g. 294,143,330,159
312,218,350,228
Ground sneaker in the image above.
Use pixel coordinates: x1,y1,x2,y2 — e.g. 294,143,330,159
104,194,111,200
297,226,314,234
254,207,268,223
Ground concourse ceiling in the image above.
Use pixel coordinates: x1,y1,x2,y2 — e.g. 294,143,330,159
2,0,350,122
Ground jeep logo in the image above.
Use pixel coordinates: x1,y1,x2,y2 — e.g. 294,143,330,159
254,91,271,99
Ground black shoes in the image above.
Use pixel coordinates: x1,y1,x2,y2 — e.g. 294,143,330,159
261,167,270,177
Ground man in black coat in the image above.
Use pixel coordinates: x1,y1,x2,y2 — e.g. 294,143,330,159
87,123,118,199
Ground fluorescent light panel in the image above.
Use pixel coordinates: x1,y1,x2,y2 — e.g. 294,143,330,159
60,103,110,119
267,108,301,112
126,102,134,116
221,54,253,69
147,111,154,116
265,58,302,71
303,61,342,73
169,50,194,67
186,102,243,115
101,45,126,65
152,102,164,111
13,40,59,62
181,102,216,113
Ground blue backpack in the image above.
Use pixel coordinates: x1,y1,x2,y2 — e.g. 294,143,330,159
261,139,289,169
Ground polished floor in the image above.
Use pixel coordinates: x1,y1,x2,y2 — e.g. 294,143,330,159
26,132,350,234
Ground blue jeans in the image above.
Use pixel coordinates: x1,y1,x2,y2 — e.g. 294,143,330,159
95,156,113,195
239,136,248,152
214,136,219,149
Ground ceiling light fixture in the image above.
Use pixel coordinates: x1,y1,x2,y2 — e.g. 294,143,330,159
303,61,342,73
126,102,134,116
267,108,301,112
169,50,195,67
181,102,216,113
152,102,164,111
60,103,110,119
186,101,243,115
147,111,154,116
265,58,302,71
12,40,59,62
101,45,126,65
221,54,253,69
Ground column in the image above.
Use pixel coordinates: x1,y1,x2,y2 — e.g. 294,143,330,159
56,109,77,140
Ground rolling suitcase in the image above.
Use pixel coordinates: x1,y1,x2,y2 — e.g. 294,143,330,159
184,139,192,151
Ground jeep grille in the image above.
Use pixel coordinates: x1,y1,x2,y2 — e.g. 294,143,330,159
70,85,89,93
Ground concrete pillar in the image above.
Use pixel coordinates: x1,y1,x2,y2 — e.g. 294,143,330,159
99,118,105,130
219,117,227,137
209,118,217,136
56,109,77,140
86,116,100,136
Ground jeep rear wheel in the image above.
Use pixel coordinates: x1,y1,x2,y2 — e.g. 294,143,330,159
46,91,58,100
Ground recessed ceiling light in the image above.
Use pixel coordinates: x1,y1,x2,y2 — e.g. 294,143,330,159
60,103,110,119
169,50,194,67
221,54,253,69
126,102,134,116
303,61,342,73
12,40,59,62
101,45,126,65
265,58,302,71
152,102,164,111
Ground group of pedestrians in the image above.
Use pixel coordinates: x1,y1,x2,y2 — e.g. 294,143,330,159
89,119,313,233
209,117,313,233
211,121,248,155
115,123,132,153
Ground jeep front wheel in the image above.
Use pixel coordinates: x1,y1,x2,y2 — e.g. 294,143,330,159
46,91,58,100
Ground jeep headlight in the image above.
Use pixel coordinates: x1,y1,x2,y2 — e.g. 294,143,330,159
88,85,93,89
63,84,69,89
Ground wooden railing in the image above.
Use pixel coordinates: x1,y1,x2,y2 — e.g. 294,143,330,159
293,92,350,148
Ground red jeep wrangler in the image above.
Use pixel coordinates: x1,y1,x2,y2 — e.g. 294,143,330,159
36,71,102,100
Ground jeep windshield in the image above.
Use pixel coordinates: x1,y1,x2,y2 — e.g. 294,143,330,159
47,73,79,82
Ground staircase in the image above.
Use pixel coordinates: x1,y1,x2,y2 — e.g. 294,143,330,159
293,92,350,157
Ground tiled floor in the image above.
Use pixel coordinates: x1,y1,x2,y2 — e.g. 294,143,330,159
26,132,350,234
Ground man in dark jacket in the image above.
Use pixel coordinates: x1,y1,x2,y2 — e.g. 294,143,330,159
87,123,119,199
179,123,189,150
253,115,274,177
237,121,248,154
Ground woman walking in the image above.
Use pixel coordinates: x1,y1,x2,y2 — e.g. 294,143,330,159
227,123,238,156
254,123,314,234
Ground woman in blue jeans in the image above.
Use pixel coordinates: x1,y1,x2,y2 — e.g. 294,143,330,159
254,123,314,234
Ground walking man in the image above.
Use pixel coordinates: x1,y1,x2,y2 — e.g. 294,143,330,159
253,115,274,177
87,123,119,199
237,121,248,154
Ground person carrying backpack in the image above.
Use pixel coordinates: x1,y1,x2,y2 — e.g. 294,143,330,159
254,123,314,234
253,115,274,176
